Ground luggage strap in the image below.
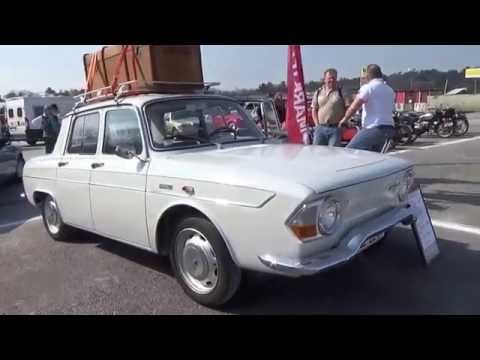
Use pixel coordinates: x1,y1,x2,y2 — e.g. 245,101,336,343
85,45,146,95
110,45,146,94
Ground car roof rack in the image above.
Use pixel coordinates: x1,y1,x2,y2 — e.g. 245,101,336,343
73,80,221,110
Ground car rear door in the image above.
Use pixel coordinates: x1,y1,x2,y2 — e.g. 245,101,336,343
55,112,100,230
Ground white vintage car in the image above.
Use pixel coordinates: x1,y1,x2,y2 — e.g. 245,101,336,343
23,92,416,307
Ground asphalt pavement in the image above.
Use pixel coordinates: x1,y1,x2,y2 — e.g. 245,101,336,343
1,116,479,314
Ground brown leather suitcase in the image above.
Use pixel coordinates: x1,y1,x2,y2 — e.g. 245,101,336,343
83,45,204,94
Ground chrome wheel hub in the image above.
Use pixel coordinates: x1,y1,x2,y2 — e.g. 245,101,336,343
44,199,60,235
175,228,218,295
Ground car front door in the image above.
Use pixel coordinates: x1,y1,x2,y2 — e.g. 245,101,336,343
89,107,150,248
261,101,286,140
55,112,100,230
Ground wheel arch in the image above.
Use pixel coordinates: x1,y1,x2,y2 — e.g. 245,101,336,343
32,189,55,207
154,202,239,266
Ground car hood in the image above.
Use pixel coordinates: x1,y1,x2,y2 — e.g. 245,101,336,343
150,143,411,197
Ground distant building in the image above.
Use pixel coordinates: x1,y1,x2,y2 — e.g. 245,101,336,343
394,89,441,112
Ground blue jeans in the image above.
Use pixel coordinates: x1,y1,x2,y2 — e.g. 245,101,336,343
313,125,341,146
346,125,395,152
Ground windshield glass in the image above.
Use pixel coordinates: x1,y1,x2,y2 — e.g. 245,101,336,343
145,98,264,149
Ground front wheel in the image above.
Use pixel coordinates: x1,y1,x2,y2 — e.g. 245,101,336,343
170,216,242,308
396,125,414,145
454,118,469,136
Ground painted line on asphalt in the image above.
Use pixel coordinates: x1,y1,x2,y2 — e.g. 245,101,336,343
0,216,42,230
431,220,480,236
389,135,480,155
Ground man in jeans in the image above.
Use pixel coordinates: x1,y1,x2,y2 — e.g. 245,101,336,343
42,104,61,154
311,68,346,146
339,64,395,152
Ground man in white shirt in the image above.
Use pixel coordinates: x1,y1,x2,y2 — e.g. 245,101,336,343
339,64,395,152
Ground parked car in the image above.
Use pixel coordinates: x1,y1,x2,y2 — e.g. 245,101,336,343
0,139,24,184
237,97,285,139
23,92,416,307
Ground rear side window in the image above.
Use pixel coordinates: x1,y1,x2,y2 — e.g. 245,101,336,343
68,113,100,154
103,109,143,155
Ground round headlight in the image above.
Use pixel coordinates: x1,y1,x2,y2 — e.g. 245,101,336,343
317,198,340,235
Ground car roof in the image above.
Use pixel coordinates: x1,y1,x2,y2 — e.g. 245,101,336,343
66,93,239,116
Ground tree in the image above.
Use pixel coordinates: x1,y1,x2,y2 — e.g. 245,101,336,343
4,91,18,98
45,87,57,96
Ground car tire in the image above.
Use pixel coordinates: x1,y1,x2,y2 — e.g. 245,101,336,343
41,195,74,241
170,216,242,308
15,156,25,181
27,140,37,146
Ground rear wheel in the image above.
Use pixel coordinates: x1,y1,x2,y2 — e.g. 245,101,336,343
41,195,74,241
170,216,242,308
436,122,454,138
27,139,37,146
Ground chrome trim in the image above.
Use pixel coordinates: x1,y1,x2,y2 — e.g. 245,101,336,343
150,175,277,195
149,189,275,209
260,206,415,277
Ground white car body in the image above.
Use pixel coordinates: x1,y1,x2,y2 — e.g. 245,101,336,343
23,93,416,288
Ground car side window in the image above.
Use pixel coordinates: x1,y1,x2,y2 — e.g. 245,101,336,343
103,109,143,155
67,113,100,155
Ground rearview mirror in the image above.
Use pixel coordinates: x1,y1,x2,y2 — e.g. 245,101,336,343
114,145,135,160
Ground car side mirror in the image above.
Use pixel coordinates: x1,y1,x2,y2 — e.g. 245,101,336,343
114,145,135,160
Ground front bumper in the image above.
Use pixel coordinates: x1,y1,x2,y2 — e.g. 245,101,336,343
258,205,415,277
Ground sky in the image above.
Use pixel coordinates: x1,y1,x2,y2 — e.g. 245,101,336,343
0,45,479,95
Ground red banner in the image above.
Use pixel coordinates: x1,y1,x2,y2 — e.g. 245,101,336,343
285,45,310,144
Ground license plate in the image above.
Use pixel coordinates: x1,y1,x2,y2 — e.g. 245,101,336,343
360,232,385,251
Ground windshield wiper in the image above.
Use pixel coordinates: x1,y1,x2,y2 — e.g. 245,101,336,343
166,133,210,144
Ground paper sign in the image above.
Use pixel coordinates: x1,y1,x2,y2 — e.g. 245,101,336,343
408,189,440,265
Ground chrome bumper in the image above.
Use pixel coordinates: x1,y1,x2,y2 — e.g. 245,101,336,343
258,206,415,277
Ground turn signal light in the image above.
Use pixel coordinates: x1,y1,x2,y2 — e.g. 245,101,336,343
290,224,318,239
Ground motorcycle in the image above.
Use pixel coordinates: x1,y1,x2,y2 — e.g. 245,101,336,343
411,108,455,141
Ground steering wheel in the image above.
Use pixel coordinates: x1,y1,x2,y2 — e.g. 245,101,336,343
209,124,238,138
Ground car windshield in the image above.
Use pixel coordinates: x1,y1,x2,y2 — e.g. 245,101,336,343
145,98,264,149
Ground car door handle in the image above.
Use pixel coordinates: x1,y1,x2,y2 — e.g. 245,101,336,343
91,162,104,169
58,161,69,167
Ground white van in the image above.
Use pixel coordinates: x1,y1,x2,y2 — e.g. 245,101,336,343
5,96,76,145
